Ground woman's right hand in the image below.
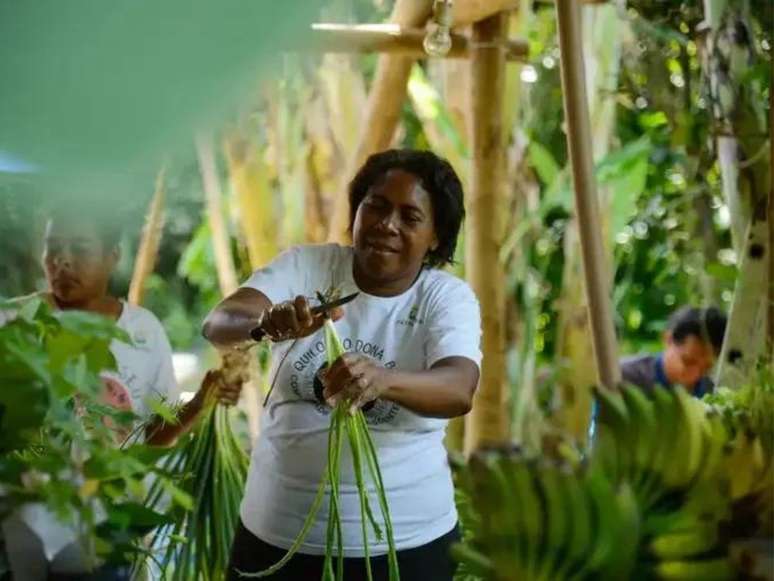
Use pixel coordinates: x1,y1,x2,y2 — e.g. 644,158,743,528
256,295,343,342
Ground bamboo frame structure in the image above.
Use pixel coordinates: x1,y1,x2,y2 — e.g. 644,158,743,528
327,0,526,242
294,24,528,61
464,12,510,454
128,167,166,306
555,0,621,390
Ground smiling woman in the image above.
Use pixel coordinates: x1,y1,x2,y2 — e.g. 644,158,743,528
203,149,482,580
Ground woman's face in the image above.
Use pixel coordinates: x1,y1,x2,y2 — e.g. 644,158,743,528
42,219,117,307
352,169,438,291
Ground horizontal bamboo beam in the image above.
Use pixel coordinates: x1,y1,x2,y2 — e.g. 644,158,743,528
287,24,528,62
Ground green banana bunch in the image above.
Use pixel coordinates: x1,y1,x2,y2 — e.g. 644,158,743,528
452,450,638,581
646,557,735,581
591,386,728,510
590,385,736,580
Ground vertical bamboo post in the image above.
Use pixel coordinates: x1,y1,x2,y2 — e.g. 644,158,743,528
463,11,510,455
555,0,620,390
197,133,261,440
128,167,166,306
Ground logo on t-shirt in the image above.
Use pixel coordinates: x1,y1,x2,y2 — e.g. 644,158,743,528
397,305,424,328
284,336,400,425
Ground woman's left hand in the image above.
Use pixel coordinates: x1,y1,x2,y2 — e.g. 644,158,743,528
321,353,392,414
196,368,245,407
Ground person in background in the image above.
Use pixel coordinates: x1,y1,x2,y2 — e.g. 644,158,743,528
1,205,241,581
621,305,727,397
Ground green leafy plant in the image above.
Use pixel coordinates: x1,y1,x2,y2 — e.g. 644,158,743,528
0,298,185,569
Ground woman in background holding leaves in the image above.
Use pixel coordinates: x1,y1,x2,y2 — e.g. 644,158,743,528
204,149,482,580
1,205,239,581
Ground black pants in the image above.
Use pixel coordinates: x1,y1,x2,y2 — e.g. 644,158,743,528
227,520,460,581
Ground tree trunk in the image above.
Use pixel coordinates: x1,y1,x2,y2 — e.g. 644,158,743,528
693,190,721,304
718,137,751,253
701,0,771,386
128,167,166,306
464,11,510,454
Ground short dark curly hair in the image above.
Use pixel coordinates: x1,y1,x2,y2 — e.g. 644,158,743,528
348,149,465,268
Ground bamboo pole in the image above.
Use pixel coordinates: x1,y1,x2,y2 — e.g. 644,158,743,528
555,0,620,390
295,24,528,61
128,167,166,306
463,11,510,454
553,5,619,443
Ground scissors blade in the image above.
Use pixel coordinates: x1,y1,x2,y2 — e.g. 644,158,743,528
310,292,359,316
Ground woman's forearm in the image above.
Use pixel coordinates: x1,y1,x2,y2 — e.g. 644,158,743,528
145,396,207,447
202,288,271,347
381,357,479,418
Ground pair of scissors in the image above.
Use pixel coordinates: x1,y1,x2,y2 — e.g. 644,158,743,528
250,292,359,342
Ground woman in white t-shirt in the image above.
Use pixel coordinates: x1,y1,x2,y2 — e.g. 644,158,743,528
2,207,241,581
204,149,482,580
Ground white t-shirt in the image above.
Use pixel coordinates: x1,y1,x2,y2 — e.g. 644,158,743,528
0,299,178,418
1,300,179,573
240,243,481,557
106,302,180,421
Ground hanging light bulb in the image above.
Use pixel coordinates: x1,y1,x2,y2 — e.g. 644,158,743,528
423,0,453,57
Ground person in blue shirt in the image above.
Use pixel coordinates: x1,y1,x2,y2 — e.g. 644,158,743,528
620,306,727,398
587,306,727,446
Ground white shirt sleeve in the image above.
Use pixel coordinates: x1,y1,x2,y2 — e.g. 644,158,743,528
424,279,482,369
241,245,308,305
